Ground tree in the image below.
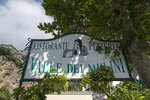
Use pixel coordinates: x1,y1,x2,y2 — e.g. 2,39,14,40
38,0,150,88
80,65,150,100
12,73,69,100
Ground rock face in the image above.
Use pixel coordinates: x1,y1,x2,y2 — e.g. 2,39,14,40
0,44,27,62
0,44,27,93
0,56,21,93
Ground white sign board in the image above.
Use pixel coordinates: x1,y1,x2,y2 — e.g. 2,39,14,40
23,33,131,80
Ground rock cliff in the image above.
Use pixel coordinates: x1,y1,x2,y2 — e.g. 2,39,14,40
0,44,27,93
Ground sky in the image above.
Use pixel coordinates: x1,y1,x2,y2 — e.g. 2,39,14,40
0,0,53,50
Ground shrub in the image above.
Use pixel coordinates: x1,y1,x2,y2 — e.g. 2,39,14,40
0,46,23,68
0,85,11,100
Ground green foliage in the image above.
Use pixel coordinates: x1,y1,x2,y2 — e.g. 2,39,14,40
12,74,69,100
0,46,23,68
128,63,134,71
50,68,57,73
96,46,120,57
68,80,82,91
105,47,112,54
39,0,150,46
81,65,114,94
96,46,104,54
6,55,23,67
108,81,150,100
113,50,120,57
81,66,150,99
0,85,11,100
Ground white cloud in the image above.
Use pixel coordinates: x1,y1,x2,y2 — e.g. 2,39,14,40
0,0,53,50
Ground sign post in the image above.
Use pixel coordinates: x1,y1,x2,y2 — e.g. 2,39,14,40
20,33,132,86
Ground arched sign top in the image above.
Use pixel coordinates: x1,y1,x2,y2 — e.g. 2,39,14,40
31,32,120,42
21,33,132,82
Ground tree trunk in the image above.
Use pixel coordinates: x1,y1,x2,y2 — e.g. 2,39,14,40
128,37,150,88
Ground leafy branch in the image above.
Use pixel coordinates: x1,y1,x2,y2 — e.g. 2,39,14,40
12,74,69,100
81,65,150,99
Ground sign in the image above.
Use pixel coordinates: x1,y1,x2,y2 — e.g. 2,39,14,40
22,33,131,81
